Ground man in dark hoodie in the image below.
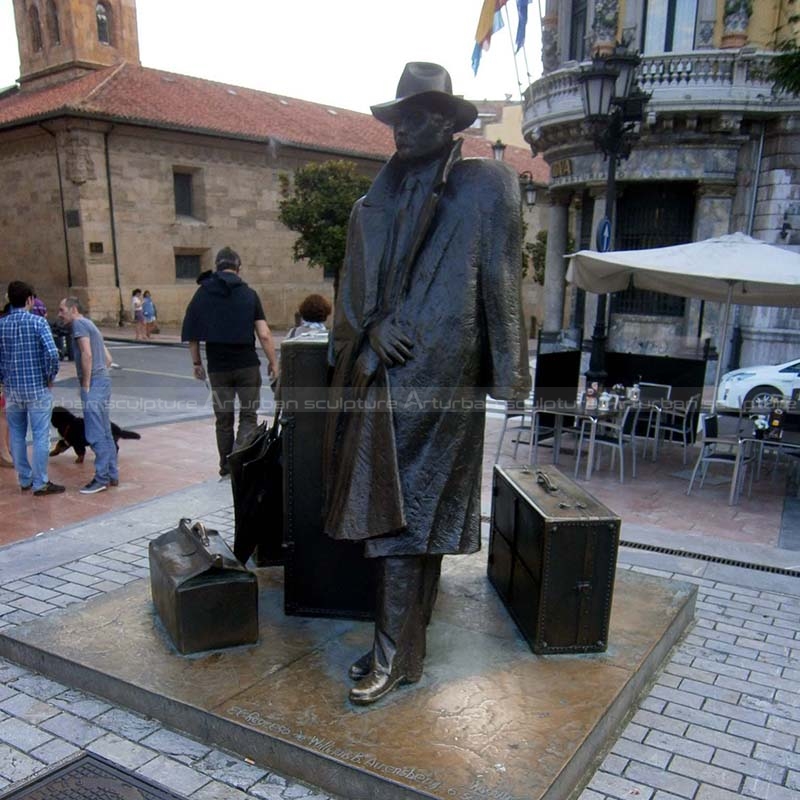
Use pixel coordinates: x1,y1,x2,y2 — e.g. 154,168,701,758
182,247,279,476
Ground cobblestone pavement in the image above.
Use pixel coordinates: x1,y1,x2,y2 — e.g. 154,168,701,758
0,487,799,799
1,327,799,799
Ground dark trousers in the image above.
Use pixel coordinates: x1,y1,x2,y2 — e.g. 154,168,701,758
208,365,262,468
371,554,443,680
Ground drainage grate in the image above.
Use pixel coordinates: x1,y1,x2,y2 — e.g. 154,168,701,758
620,540,800,578
0,753,187,799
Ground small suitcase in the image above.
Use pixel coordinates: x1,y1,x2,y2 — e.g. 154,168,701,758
149,518,259,654
488,465,620,654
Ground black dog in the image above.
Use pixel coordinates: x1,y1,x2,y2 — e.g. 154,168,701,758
50,406,141,463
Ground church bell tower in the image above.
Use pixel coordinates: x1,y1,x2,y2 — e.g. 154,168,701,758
12,0,140,90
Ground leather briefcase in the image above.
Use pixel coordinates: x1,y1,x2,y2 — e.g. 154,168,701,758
149,518,258,654
228,415,284,566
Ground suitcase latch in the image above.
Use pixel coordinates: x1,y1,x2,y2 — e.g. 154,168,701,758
576,581,592,596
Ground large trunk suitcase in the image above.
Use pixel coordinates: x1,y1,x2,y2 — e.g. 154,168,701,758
488,465,620,654
149,518,258,654
280,335,376,619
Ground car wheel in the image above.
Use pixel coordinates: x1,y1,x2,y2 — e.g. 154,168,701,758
743,385,782,412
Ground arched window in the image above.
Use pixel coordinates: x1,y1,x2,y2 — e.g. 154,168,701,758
47,0,60,45
96,2,111,45
29,5,43,51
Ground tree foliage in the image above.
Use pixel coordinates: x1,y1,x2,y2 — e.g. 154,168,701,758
525,229,575,285
770,1,800,96
278,161,372,288
771,43,800,96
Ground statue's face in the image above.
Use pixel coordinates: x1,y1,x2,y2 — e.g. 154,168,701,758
393,106,454,161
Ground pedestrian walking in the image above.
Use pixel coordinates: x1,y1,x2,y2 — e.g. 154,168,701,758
142,290,157,338
0,281,63,495
181,247,279,476
57,297,118,494
131,288,145,341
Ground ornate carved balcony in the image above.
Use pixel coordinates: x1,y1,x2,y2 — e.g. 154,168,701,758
523,50,800,153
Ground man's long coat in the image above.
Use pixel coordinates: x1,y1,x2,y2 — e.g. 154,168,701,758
324,150,531,558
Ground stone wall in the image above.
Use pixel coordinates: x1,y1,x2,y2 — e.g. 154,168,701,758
0,120,544,332
103,127,370,327
0,128,67,312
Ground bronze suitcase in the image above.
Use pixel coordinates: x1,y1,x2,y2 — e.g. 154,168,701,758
280,336,376,619
149,518,258,654
488,465,620,654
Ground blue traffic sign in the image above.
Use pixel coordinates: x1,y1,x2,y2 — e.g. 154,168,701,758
596,217,612,252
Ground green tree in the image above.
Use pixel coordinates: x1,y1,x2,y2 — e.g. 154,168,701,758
278,160,372,294
525,229,575,285
771,44,800,95
770,1,800,95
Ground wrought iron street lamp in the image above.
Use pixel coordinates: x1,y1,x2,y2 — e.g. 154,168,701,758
519,171,537,208
491,139,507,161
578,46,650,383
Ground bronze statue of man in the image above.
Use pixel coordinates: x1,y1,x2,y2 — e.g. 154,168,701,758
324,62,531,705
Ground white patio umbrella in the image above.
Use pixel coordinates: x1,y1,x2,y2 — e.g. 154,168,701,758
565,232,800,410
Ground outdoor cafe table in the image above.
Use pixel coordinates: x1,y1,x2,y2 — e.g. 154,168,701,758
528,400,663,480
739,429,800,503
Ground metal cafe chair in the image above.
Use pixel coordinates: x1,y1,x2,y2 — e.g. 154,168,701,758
494,396,534,463
639,382,672,460
655,394,700,465
575,404,640,482
687,413,755,505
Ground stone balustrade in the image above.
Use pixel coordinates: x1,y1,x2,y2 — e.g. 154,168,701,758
523,50,799,138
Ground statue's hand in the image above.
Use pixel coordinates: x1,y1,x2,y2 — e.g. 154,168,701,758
367,318,414,367
352,347,382,394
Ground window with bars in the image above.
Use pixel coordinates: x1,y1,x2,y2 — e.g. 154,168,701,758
175,254,202,281
611,182,695,317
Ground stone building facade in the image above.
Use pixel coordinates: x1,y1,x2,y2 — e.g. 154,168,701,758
526,0,800,368
0,0,549,329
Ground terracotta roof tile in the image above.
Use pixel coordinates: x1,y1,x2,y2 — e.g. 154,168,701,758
0,63,548,182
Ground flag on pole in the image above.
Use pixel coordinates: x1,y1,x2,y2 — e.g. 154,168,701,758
472,0,509,75
515,0,531,52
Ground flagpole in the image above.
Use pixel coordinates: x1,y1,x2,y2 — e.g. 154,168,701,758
520,41,533,87
503,3,524,99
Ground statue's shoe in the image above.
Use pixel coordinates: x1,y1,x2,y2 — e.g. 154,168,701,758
348,652,372,681
349,669,407,706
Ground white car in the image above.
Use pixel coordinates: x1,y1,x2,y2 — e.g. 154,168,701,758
716,358,800,411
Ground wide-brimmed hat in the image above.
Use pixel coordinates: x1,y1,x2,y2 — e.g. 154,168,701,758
370,62,478,132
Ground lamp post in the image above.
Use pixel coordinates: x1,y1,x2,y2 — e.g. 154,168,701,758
578,46,649,384
519,171,538,208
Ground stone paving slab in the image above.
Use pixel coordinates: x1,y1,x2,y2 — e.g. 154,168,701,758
0,483,798,799
0,556,695,800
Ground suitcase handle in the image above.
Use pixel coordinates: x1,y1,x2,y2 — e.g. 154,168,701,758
179,519,224,569
192,523,224,568
191,521,210,547
535,469,559,494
